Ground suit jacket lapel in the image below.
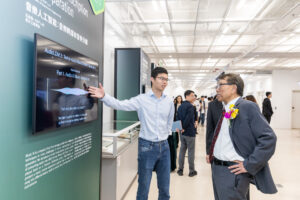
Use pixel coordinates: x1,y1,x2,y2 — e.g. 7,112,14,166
229,97,243,137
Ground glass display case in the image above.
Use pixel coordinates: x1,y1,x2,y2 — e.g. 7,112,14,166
102,121,140,158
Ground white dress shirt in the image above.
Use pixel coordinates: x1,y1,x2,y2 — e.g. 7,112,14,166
213,97,244,161
101,90,175,142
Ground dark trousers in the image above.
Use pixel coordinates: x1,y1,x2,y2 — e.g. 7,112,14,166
212,163,251,200
200,113,205,125
178,135,195,172
167,132,178,171
264,114,271,124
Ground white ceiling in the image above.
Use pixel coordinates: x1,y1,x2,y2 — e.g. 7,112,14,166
105,0,300,89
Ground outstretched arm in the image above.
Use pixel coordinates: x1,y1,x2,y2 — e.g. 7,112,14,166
88,83,140,111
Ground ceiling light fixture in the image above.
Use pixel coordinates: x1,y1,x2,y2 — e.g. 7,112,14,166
222,26,229,34
248,57,255,62
236,0,246,10
207,56,211,62
289,33,295,37
278,37,288,44
160,26,165,35
152,0,158,11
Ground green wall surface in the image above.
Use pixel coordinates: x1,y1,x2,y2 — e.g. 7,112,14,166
0,1,103,200
114,49,141,122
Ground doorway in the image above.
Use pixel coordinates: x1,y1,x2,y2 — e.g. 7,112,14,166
292,91,300,129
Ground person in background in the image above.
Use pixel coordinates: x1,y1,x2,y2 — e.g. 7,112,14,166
205,94,223,164
174,95,183,120
88,67,174,200
194,94,200,131
245,95,258,104
177,90,198,177
199,96,207,126
173,95,183,147
262,92,273,124
168,95,183,172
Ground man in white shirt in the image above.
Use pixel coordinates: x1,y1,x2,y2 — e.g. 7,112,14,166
208,73,277,200
88,67,174,200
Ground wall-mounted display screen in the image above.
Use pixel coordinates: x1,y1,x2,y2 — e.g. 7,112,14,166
33,34,99,134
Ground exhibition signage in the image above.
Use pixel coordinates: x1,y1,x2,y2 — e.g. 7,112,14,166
89,0,105,15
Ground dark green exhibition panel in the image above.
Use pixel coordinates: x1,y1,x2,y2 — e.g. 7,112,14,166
114,48,141,121
0,1,103,200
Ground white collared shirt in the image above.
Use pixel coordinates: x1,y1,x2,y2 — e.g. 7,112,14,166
213,96,244,161
101,90,174,142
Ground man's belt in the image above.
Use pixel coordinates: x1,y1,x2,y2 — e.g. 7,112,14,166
213,157,238,167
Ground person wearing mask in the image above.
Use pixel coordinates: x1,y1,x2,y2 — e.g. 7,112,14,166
209,73,277,200
88,67,174,200
177,90,198,177
262,92,273,124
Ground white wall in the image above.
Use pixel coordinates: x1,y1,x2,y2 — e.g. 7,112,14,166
244,75,272,110
272,70,300,129
102,10,136,124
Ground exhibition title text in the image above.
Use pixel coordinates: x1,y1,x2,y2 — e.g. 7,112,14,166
51,0,88,18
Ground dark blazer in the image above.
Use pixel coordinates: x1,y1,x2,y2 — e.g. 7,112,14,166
177,101,196,137
206,99,223,154
262,98,273,116
174,103,181,121
225,98,277,194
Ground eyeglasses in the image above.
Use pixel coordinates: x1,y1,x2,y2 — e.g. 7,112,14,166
216,83,234,89
156,77,170,82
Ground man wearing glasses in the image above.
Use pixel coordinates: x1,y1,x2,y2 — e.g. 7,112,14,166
88,67,174,200
209,73,277,200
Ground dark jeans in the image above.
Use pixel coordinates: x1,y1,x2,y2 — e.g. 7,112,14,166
137,138,170,200
200,113,205,125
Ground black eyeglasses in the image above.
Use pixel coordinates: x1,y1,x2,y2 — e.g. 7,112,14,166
216,83,234,89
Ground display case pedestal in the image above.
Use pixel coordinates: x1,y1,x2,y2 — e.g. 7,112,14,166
101,121,140,200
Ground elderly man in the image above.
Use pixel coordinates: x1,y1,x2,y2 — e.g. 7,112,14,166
209,73,277,200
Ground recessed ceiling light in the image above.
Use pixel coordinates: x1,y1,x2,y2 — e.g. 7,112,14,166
236,0,246,10
152,0,158,11
248,57,255,62
160,26,165,35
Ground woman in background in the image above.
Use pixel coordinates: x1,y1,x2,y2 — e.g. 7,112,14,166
168,95,183,172
245,95,258,104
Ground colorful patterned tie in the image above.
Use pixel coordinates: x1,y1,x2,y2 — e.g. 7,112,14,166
209,109,225,163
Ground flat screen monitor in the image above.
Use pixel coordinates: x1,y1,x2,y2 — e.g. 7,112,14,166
33,34,99,134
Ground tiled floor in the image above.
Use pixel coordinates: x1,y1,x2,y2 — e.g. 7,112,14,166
123,127,300,200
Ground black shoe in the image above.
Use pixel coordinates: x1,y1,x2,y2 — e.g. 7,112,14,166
177,169,183,176
188,171,197,177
